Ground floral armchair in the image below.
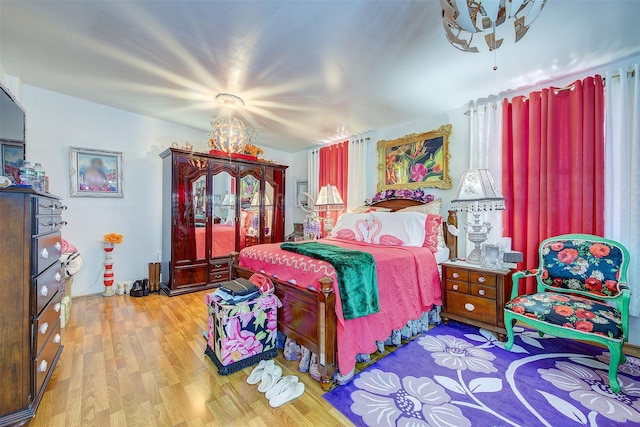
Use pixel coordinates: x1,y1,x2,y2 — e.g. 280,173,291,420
504,234,630,393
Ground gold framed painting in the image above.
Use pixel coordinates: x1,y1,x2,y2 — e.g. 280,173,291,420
377,124,452,191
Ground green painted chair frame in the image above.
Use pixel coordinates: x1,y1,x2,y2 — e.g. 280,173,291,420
504,234,630,393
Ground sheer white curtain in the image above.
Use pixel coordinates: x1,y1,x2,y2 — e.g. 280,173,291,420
307,148,320,204
605,64,640,315
347,137,367,211
467,100,504,249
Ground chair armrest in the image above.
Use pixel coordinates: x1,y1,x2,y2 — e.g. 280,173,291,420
510,269,540,300
619,281,630,292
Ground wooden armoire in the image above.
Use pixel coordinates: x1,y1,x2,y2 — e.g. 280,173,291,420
160,148,287,296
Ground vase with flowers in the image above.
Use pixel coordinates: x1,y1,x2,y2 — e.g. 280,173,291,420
102,233,123,296
303,212,321,240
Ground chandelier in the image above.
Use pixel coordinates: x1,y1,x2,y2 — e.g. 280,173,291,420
210,93,248,155
441,0,547,54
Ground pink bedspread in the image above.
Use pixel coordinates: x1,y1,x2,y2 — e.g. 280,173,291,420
239,238,442,375
196,224,236,258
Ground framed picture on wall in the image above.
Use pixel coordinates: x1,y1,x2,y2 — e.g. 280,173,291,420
1,143,24,183
377,124,452,191
69,146,123,198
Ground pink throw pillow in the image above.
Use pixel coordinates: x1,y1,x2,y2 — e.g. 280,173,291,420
423,214,442,252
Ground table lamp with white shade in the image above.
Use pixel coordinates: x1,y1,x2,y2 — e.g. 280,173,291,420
450,169,505,264
314,184,345,234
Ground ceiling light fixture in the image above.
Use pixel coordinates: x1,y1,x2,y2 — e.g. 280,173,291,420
210,93,248,155
441,0,546,61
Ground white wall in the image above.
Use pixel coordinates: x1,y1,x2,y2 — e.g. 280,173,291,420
22,85,294,296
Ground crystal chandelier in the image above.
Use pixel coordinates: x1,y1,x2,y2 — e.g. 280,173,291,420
441,0,547,54
210,93,248,155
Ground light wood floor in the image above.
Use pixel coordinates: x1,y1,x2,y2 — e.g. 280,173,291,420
31,290,352,427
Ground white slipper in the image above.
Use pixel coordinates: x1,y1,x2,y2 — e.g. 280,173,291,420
247,360,274,385
269,381,304,408
265,375,298,401
257,365,282,393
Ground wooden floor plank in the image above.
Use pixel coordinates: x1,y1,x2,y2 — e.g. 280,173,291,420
30,290,353,426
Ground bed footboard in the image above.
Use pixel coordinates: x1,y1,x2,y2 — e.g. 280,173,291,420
230,252,338,390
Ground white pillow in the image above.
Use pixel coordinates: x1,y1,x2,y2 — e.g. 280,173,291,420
331,213,370,242
368,211,427,247
398,199,445,247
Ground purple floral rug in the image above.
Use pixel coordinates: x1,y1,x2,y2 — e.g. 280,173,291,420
324,321,640,427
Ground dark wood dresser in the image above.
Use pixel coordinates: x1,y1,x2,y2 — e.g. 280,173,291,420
0,187,66,426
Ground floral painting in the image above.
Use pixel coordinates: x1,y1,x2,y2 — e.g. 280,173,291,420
377,124,452,191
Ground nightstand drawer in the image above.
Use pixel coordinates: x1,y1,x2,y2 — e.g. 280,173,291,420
446,293,497,324
470,284,496,299
446,268,469,282
470,271,496,286
446,281,469,294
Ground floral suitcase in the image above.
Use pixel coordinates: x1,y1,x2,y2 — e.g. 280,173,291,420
204,292,280,375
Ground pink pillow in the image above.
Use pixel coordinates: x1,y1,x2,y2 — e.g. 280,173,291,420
423,214,442,252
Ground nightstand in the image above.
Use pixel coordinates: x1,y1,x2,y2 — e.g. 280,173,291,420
440,261,514,341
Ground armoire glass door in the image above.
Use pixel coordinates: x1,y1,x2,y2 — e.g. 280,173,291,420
239,166,261,249
210,167,236,258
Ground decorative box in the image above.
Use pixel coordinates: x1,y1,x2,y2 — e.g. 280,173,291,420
204,292,280,375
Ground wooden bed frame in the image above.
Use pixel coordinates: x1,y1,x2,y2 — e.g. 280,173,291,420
230,199,458,390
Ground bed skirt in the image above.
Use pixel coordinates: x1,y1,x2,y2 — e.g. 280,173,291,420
278,304,442,385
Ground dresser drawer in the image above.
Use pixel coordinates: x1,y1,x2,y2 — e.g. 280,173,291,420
470,284,496,300
445,268,469,282
446,280,469,294
34,215,66,235
34,291,63,356
445,292,497,324
34,320,62,399
35,197,68,216
470,271,496,286
34,263,63,313
34,232,62,275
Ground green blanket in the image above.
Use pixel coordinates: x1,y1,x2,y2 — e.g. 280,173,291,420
280,242,379,319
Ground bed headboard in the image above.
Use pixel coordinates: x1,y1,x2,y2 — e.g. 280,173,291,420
368,199,458,259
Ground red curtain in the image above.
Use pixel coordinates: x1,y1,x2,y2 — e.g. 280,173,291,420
502,76,605,294
319,142,349,235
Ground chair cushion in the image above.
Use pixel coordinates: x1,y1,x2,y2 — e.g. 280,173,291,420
541,239,624,297
505,292,623,339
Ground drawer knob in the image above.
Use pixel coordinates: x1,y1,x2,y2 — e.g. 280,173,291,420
464,303,476,312
41,248,49,259
54,334,61,344
39,360,48,372
55,242,62,251
40,322,49,334
40,285,49,297
452,284,459,291
479,289,485,296
55,272,62,282
478,276,486,283
452,272,460,279
54,303,61,312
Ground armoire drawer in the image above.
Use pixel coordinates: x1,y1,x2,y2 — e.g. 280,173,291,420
33,231,62,275
34,320,62,399
34,291,62,356
34,263,63,314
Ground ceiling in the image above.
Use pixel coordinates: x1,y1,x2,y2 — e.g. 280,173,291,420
1,1,639,152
